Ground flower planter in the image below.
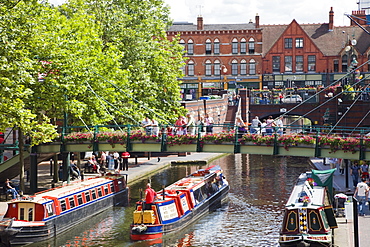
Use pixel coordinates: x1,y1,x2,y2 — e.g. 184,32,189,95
37,143,61,153
202,143,235,153
167,144,197,152
64,143,93,152
131,142,162,152
240,143,274,155
319,147,360,160
277,145,315,157
98,143,126,152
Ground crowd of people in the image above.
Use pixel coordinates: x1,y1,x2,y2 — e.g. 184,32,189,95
84,151,131,175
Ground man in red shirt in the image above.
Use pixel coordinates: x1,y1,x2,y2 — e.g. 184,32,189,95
144,183,156,210
121,152,130,171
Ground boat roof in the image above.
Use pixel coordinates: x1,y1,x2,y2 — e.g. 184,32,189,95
13,175,121,205
285,172,326,209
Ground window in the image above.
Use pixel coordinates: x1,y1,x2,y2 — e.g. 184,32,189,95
69,197,75,208
249,59,256,75
205,60,212,76
285,38,292,49
60,199,67,211
240,60,247,75
91,190,97,200
187,61,194,76
285,56,292,72
179,39,185,51
104,185,109,195
248,38,255,54
240,38,246,54
232,38,238,54
334,60,339,72
308,55,316,72
341,55,348,72
85,192,91,202
296,56,303,72
214,60,220,76
205,39,212,54
45,203,54,217
187,39,193,55
110,184,115,193
20,208,25,220
28,208,33,221
295,38,303,48
231,59,238,75
97,188,103,197
272,56,280,72
214,39,220,54
77,194,83,205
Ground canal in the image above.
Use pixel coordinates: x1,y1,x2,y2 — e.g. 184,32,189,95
32,154,312,247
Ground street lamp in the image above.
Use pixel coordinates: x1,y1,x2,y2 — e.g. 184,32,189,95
220,65,228,89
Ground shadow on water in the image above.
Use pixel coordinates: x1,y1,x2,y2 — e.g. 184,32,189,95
28,154,311,247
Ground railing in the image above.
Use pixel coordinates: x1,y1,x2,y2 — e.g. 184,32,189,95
33,124,370,160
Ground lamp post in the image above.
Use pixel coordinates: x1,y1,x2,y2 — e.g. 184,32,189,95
220,65,228,90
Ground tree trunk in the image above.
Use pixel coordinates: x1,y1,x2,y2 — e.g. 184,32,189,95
18,128,25,193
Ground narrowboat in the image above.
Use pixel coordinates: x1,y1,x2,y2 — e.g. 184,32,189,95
0,174,129,246
130,165,229,241
279,171,337,247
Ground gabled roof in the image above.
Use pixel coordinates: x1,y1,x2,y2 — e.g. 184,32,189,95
167,23,258,32
261,21,370,57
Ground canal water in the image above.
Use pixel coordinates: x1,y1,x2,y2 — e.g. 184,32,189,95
32,154,312,247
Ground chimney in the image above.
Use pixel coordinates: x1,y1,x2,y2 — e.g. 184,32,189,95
329,7,334,31
255,13,260,28
197,16,204,30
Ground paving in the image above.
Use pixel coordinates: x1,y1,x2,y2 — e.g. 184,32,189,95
0,154,365,246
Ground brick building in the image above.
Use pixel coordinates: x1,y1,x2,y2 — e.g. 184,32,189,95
167,7,370,96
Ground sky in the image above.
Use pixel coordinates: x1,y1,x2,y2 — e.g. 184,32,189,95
49,0,361,26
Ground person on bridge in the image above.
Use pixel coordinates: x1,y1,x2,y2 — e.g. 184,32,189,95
265,116,275,136
250,116,262,134
144,183,157,210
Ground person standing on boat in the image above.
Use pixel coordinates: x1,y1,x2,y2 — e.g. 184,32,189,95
144,183,157,210
354,178,369,216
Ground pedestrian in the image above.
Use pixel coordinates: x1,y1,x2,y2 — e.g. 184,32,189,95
141,117,152,135
351,161,361,188
250,116,262,134
354,178,369,216
360,161,369,180
236,116,247,138
339,158,345,175
205,113,214,134
185,113,196,135
113,151,120,173
5,178,19,199
151,119,159,136
265,116,275,136
175,116,186,135
121,151,130,171
197,116,205,135
274,116,284,135
144,183,157,210
261,119,267,136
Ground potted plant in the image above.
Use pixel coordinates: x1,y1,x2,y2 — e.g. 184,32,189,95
166,134,198,152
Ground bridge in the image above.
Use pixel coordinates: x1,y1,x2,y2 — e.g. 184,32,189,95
1,124,369,193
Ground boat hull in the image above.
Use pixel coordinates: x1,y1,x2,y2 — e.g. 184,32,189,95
130,184,229,241
0,182,128,246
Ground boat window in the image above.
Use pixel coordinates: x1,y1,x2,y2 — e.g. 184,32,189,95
91,190,97,200
77,194,83,205
193,187,206,204
60,200,67,211
104,185,109,194
28,208,33,221
110,183,115,192
97,188,103,197
45,203,54,217
85,192,91,202
69,197,75,208
20,208,25,220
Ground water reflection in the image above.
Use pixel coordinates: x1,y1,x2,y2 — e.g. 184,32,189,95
29,154,310,247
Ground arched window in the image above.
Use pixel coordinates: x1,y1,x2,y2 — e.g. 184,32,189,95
205,39,212,54
179,39,185,51
187,60,194,76
240,59,247,75
341,54,348,72
214,60,221,76
214,38,220,54
187,39,194,55
205,60,212,76
232,59,238,75
249,38,255,54
232,38,238,54
249,59,256,75
240,38,246,54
